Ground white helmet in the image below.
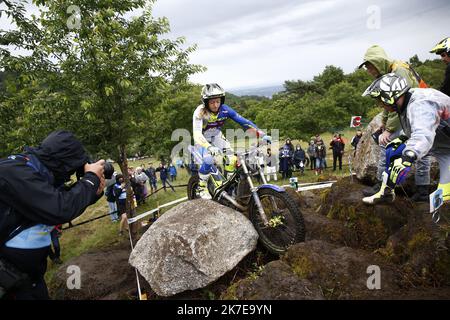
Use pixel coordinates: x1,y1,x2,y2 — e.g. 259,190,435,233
201,83,225,107
362,73,410,106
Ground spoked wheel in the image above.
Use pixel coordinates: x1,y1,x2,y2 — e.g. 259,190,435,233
249,188,305,255
187,174,200,200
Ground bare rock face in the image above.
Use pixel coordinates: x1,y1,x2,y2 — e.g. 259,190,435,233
128,199,258,297
353,113,383,184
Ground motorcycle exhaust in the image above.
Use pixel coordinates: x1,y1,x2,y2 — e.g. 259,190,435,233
218,192,247,212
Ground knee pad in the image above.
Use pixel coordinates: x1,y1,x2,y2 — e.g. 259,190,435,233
199,162,212,175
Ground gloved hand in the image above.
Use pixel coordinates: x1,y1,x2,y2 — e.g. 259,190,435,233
207,146,221,156
385,135,409,151
261,135,272,144
388,152,416,187
379,130,392,146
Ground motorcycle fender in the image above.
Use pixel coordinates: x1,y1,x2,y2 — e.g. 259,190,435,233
257,184,285,193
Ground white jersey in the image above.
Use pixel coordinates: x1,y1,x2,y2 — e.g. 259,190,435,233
400,88,450,160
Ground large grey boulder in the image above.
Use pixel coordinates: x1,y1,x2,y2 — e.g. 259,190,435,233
129,199,258,297
353,113,383,183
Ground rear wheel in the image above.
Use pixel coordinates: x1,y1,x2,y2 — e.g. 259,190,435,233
249,188,305,255
187,175,200,200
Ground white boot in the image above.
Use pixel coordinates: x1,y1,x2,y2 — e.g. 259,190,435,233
362,175,395,205
198,173,212,200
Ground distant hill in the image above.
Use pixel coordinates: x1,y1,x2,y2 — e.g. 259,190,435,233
228,84,284,98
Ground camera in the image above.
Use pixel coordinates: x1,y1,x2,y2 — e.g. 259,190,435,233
103,162,114,180
75,159,114,181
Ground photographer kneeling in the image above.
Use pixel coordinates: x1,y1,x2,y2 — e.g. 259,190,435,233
0,130,106,299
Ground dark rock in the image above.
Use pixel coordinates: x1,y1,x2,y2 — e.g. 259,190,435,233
303,211,354,247
226,260,324,300
319,177,410,250
49,246,136,300
226,240,400,300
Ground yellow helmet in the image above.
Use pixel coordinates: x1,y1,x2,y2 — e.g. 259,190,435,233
430,37,450,55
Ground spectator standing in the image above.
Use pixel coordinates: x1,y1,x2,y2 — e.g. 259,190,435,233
113,174,128,236
330,133,345,171
279,141,294,179
315,140,326,175
169,164,177,182
293,144,306,174
145,163,158,194
351,130,363,156
105,177,119,222
264,148,277,182
307,140,316,171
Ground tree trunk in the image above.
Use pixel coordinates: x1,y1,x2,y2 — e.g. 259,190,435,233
118,144,138,241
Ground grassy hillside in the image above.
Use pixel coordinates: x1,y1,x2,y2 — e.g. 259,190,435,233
45,129,359,287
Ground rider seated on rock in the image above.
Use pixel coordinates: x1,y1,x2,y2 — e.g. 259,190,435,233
361,73,450,205
193,83,271,199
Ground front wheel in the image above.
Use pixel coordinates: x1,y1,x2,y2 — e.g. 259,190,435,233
249,188,305,255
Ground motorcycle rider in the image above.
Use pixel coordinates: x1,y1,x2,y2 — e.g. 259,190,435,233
361,73,450,205
429,37,450,96
192,83,271,199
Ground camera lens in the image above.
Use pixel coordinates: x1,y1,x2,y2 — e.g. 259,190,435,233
103,162,114,179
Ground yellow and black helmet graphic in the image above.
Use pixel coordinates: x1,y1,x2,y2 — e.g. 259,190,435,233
430,37,450,54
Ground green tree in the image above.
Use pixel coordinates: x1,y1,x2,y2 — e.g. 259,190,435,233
313,65,345,90
1,0,204,229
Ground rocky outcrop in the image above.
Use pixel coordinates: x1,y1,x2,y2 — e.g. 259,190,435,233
225,240,400,300
224,178,450,300
224,259,325,300
129,199,258,297
352,113,383,184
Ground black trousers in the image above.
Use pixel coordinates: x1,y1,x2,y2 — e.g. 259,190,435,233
333,153,343,170
309,157,316,170
0,246,50,300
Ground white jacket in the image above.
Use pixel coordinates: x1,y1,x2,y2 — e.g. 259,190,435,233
399,88,450,160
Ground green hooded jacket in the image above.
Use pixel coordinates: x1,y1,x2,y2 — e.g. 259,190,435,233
362,45,420,132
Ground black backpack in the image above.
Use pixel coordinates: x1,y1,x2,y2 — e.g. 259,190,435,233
105,184,116,202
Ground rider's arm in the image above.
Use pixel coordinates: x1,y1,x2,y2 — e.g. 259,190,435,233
404,100,440,160
193,105,211,148
224,105,265,137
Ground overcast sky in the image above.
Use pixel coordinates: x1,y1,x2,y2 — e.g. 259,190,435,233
151,0,449,89
1,0,448,90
